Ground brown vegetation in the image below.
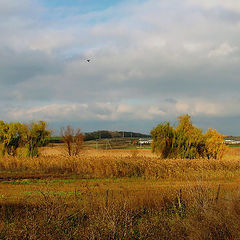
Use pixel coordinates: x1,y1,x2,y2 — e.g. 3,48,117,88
151,115,228,159
1,182,240,239
61,126,84,156
0,148,238,181
0,147,239,239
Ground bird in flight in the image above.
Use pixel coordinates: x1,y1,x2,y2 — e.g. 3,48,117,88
86,59,91,62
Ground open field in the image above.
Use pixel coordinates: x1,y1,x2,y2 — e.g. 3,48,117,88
0,146,240,239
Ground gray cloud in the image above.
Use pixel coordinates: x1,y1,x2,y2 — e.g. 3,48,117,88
1,0,240,134
0,48,62,85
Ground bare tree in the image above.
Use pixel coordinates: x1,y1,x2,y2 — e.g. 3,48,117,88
61,126,84,156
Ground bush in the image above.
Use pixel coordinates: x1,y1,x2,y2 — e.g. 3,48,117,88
0,121,27,156
0,120,51,157
61,126,84,156
26,121,51,157
151,115,227,159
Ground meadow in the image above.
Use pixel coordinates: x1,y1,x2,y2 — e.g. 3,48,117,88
0,145,240,239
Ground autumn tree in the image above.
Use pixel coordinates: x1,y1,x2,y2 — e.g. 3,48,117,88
0,120,51,157
174,115,205,159
203,128,228,160
151,115,226,159
61,126,84,156
0,121,27,156
26,121,51,157
151,122,176,158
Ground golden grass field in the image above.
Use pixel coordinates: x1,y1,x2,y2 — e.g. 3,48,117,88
1,145,240,239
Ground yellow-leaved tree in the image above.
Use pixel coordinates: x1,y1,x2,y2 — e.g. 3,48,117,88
0,121,27,156
0,120,51,157
151,115,227,159
203,128,228,160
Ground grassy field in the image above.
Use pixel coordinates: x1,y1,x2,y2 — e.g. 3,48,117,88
0,145,240,239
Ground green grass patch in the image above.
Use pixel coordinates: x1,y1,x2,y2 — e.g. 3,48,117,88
23,190,81,196
1,179,76,185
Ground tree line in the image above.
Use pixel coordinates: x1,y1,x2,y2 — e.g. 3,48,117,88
0,121,85,157
0,115,228,159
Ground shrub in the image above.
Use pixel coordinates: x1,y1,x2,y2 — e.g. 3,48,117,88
0,120,51,157
151,115,227,159
26,121,51,157
61,126,84,156
204,128,228,160
0,121,27,156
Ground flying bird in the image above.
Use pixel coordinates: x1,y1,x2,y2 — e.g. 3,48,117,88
86,59,91,62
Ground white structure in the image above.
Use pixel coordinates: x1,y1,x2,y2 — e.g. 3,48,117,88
224,139,240,144
138,138,153,145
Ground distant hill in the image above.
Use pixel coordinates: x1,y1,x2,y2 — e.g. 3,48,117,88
84,130,151,141
49,130,151,143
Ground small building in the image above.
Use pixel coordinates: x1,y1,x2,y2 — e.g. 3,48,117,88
138,138,153,145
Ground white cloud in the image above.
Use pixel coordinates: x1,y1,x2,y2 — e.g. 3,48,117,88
148,106,165,117
176,102,190,113
0,0,37,15
6,98,237,123
175,99,239,117
194,102,219,115
117,104,132,113
186,0,240,12
29,30,75,54
8,104,89,122
208,43,237,58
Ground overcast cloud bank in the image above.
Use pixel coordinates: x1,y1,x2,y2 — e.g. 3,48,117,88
1,0,240,134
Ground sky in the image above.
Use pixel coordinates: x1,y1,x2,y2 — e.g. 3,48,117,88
1,0,240,135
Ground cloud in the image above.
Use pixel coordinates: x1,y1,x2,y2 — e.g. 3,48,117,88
208,43,238,57
7,104,89,122
5,97,239,122
0,48,62,86
186,0,240,13
0,0,37,16
1,0,240,134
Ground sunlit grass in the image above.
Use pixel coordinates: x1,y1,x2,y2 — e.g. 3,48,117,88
0,147,239,181
0,146,239,239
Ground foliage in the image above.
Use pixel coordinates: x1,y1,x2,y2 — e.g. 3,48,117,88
26,121,51,157
0,120,50,157
204,128,228,160
0,121,27,156
61,126,84,156
151,115,227,159
2,184,240,240
174,115,205,159
151,122,175,158
0,148,238,180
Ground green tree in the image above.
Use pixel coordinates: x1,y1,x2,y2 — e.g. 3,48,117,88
26,121,51,157
151,122,176,158
0,121,27,156
151,115,226,159
175,115,204,159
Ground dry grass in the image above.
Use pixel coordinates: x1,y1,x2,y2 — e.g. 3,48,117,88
0,147,239,181
0,146,239,239
1,183,240,239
